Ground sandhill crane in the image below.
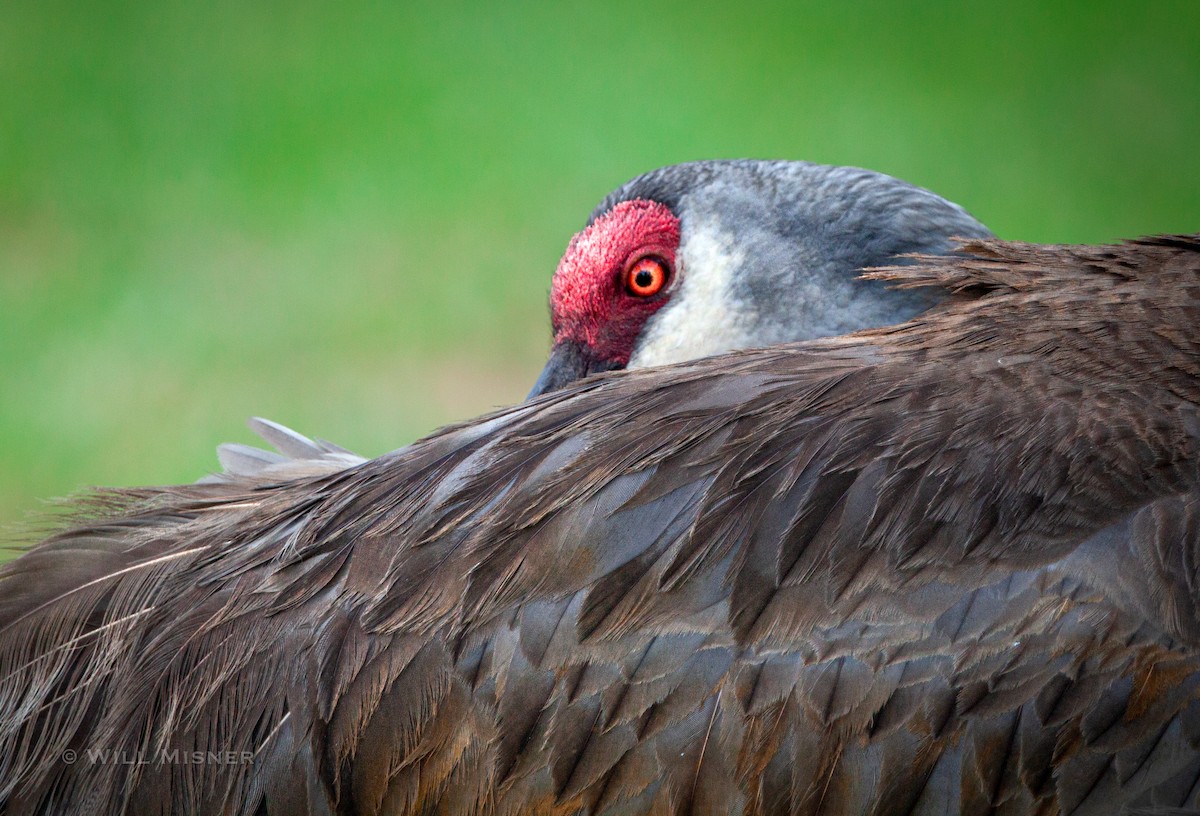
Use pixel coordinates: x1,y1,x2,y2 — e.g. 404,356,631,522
1,163,1197,815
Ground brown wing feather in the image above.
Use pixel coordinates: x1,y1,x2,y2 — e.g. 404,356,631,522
1,235,1199,814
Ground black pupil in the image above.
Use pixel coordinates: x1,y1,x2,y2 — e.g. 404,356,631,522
634,268,655,290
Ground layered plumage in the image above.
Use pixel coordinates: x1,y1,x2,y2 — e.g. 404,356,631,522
1,235,1198,814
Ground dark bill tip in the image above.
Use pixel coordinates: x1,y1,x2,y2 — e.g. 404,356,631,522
526,341,621,400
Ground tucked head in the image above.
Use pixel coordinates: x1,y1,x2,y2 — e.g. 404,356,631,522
529,160,992,398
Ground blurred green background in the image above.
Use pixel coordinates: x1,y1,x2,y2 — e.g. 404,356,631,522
2,0,1198,541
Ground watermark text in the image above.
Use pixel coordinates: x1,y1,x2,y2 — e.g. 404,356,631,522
62,748,254,766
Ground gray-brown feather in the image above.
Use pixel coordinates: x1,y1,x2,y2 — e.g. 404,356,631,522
1,236,1199,814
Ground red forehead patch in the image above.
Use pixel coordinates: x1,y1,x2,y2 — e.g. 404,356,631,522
550,200,681,363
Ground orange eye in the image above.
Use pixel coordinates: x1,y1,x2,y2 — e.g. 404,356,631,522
625,257,669,297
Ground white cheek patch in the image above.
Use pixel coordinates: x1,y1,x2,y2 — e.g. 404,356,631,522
628,223,751,369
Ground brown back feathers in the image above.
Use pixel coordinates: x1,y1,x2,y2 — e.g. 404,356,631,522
1,236,1199,815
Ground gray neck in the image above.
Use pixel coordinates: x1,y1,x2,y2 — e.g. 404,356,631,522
621,161,993,368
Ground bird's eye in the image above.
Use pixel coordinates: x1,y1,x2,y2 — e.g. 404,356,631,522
624,257,670,298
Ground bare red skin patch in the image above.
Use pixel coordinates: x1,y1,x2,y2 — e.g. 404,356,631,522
550,200,681,366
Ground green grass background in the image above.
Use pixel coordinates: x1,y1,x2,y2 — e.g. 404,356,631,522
2,0,1198,544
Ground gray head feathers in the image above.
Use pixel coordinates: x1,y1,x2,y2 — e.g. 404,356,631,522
596,160,993,368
